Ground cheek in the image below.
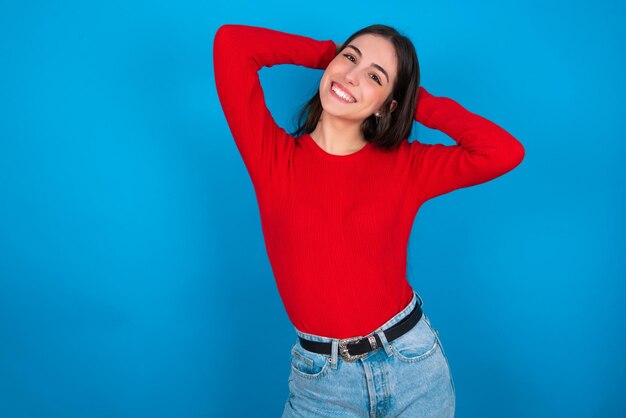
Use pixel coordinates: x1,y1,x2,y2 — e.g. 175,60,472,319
323,59,341,76
325,58,356,80
361,86,386,106
320,78,333,99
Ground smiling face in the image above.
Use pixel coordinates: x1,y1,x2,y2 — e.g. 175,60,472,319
319,34,398,123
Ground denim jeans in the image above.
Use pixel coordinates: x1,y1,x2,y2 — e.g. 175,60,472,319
282,290,456,417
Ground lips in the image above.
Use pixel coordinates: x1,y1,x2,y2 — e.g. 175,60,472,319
331,81,357,103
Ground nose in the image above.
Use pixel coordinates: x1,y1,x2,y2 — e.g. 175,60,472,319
344,67,359,86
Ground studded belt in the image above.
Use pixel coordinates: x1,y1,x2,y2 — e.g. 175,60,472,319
298,300,423,362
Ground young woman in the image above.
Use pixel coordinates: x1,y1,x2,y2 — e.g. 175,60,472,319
213,23,524,417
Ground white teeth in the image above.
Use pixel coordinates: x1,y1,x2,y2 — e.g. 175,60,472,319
332,83,355,102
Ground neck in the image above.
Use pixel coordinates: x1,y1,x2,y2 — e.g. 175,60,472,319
309,112,368,155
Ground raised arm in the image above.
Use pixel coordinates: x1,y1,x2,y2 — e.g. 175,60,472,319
408,86,525,203
213,24,336,189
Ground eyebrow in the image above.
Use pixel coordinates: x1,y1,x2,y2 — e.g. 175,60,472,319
345,44,389,83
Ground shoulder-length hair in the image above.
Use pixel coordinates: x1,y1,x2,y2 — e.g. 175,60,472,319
290,24,420,151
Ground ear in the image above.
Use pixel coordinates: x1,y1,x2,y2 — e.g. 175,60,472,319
389,99,398,113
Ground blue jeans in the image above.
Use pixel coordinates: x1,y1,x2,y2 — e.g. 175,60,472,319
282,291,456,417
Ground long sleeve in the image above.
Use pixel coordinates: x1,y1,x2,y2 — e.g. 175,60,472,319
408,86,526,203
213,24,336,190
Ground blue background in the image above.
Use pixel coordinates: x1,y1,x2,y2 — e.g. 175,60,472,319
1,1,624,417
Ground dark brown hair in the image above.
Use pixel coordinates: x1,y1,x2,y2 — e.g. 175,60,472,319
290,24,420,151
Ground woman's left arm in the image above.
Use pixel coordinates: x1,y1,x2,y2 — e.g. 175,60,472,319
408,86,525,203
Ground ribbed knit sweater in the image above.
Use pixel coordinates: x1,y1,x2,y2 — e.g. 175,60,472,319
213,24,525,339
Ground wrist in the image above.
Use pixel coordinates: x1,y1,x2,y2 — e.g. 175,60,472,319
415,86,436,124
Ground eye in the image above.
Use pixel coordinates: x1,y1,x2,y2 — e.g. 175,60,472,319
370,74,382,85
343,53,356,62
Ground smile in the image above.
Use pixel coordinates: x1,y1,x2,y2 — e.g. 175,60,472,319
330,82,356,103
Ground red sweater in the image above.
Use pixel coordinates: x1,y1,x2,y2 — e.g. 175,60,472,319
213,24,525,339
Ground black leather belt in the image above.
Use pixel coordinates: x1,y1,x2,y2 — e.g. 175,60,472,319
298,300,423,362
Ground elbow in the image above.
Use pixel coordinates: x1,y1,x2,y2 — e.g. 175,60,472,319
214,25,244,72
509,137,526,169
215,23,236,36
214,24,255,66
485,136,525,177
214,24,232,49
214,24,242,51
498,137,525,176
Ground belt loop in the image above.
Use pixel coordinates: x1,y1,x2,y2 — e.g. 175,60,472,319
415,291,424,308
331,339,339,370
375,329,394,357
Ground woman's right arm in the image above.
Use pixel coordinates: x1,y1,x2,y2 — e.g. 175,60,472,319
213,24,336,189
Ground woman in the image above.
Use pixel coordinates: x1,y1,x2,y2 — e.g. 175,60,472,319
213,23,524,417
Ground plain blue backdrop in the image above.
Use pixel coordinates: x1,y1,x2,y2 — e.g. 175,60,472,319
1,0,624,417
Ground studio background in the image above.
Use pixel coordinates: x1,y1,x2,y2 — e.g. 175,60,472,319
1,0,624,417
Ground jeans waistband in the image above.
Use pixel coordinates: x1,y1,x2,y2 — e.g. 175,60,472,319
294,290,424,344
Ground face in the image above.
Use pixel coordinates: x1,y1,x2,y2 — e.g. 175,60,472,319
319,33,398,123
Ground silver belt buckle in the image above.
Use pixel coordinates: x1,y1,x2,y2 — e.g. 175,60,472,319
338,335,370,362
